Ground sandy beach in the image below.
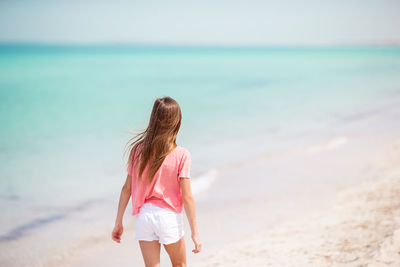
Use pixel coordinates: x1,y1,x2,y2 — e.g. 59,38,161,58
192,141,400,266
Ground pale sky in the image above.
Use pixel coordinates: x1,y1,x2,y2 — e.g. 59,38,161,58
0,0,399,45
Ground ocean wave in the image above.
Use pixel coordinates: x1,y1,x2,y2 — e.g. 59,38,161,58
191,168,218,196
305,136,348,154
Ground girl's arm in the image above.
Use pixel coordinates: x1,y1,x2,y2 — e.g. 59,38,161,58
180,178,202,253
112,174,132,243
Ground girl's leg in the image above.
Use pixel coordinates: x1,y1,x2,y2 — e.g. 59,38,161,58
163,237,186,267
139,240,161,267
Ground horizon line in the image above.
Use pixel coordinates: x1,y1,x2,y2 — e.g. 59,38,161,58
1,40,400,49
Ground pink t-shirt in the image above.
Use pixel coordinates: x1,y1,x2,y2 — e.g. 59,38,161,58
127,144,191,215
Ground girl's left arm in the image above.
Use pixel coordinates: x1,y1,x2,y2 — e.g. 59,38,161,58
112,174,132,243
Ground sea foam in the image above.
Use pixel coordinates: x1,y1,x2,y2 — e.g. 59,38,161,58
306,136,349,154
190,168,218,196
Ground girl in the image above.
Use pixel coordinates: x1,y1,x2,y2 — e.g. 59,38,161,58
112,96,202,267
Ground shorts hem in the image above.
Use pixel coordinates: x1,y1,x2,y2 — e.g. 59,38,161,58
159,232,185,245
135,237,159,242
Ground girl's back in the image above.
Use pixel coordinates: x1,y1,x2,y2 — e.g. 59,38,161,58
128,144,191,215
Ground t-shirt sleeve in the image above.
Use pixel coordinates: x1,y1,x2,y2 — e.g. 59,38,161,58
178,149,191,179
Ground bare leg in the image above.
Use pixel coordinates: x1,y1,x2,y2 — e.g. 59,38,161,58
139,240,161,267
163,237,187,267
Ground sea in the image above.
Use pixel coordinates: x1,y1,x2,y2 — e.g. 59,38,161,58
0,44,400,265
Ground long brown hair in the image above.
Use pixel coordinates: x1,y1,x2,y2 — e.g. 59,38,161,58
125,96,182,183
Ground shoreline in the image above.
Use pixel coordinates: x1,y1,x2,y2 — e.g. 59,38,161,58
1,126,398,267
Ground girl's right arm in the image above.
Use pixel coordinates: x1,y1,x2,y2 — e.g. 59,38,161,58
180,178,202,253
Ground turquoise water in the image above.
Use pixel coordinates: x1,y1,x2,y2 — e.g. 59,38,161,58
1,45,400,243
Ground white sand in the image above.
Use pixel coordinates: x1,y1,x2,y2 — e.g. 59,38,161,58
193,142,400,267
63,131,400,267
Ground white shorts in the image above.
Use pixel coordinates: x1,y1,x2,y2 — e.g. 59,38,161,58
134,203,184,245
